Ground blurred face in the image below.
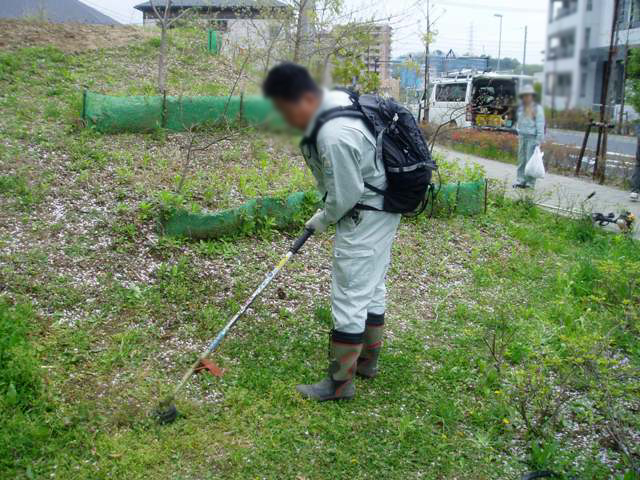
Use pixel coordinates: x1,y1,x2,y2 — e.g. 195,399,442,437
521,94,534,106
272,91,322,131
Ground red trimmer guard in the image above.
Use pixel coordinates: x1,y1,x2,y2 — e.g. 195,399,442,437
194,359,225,377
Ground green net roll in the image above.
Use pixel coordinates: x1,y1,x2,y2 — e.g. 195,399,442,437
160,181,487,241
435,180,486,216
160,191,321,240
83,91,280,133
83,91,164,133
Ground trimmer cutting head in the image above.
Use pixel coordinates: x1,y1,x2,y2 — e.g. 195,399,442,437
151,228,314,427
154,400,178,425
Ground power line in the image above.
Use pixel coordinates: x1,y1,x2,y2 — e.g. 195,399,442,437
433,0,546,14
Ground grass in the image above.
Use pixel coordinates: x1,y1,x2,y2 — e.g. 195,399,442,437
0,26,639,479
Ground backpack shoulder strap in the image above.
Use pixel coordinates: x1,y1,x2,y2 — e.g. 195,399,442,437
302,105,365,147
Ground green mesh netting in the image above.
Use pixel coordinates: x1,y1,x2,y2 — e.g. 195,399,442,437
160,191,321,240
160,181,487,240
435,180,487,216
82,91,280,133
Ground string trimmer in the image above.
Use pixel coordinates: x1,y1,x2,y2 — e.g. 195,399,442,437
154,228,314,424
592,211,636,232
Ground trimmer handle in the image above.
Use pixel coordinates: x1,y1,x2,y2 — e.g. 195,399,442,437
290,228,314,254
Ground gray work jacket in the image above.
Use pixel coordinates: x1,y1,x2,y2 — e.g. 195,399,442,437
300,89,387,232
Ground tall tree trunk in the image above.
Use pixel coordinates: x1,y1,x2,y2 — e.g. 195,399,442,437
293,0,313,64
158,24,168,93
293,0,305,63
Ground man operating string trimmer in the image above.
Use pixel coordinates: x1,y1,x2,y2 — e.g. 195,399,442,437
155,63,433,421
263,63,436,401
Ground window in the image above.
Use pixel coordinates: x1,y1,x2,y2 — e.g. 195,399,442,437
580,72,588,97
584,27,591,48
587,0,593,11
631,0,640,27
435,84,450,102
208,20,228,32
557,73,572,96
546,73,572,96
547,31,576,60
551,0,578,21
435,83,467,102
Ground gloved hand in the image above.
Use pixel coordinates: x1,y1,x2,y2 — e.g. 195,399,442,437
305,209,328,234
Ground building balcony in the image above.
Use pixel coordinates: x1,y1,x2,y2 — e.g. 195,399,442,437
550,0,578,23
547,46,575,61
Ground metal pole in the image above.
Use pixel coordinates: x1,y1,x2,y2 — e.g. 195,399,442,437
423,0,431,124
495,14,503,72
576,120,592,176
618,3,632,134
521,26,528,75
595,0,621,184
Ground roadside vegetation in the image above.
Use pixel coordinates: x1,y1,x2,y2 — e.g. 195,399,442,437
1,26,639,479
428,127,635,188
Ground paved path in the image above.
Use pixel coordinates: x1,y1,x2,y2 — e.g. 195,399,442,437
436,147,640,238
547,128,637,157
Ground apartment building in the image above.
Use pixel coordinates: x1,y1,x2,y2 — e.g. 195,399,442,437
365,24,393,86
543,0,640,114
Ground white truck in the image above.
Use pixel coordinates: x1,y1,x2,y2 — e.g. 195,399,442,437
427,73,534,133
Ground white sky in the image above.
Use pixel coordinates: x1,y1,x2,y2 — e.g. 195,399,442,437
79,0,549,64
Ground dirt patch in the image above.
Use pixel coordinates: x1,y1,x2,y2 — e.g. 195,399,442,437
0,19,155,53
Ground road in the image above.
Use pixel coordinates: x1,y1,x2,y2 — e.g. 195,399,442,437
436,147,640,239
547,128,638,157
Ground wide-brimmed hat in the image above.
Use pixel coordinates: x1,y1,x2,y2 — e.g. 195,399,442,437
518,84,536,97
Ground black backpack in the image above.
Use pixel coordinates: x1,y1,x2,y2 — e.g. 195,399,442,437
303,90,437,214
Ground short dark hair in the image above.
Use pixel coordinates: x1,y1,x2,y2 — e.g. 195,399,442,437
262,63,320,102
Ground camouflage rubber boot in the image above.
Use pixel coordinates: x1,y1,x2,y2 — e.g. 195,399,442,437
296,330,363,402
357,313,384,378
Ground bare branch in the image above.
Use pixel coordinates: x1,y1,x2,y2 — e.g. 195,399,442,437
167,4,195,27
148,0,164,25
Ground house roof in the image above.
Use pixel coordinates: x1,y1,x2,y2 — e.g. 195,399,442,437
134,0,287,12
0,0,120,25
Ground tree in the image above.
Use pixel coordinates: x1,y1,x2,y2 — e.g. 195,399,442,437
487,57,520,72
148,0,194,93
331,53,379,93
626,48,640,115
292,0,316,63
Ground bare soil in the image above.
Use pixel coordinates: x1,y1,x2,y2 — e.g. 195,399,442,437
0,19,154,53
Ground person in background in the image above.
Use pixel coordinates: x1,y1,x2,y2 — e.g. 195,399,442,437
630,124,640,202
514,84,545,189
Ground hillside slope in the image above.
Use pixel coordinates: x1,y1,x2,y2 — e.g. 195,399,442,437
0,28,639,480
0,19,152,52
0,0,120,25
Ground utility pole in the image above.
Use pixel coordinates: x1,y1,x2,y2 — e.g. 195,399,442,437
495,14,503,72
594,0,621,184
618,2,632,134
521,26,528,75
422,0,431,124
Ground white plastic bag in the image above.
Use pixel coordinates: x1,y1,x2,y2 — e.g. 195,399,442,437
525,146,545,179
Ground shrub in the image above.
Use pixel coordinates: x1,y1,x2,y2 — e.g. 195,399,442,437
545,108,592,131
428,127,518,164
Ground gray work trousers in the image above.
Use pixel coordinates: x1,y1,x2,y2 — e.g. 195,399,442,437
331,209,401,334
